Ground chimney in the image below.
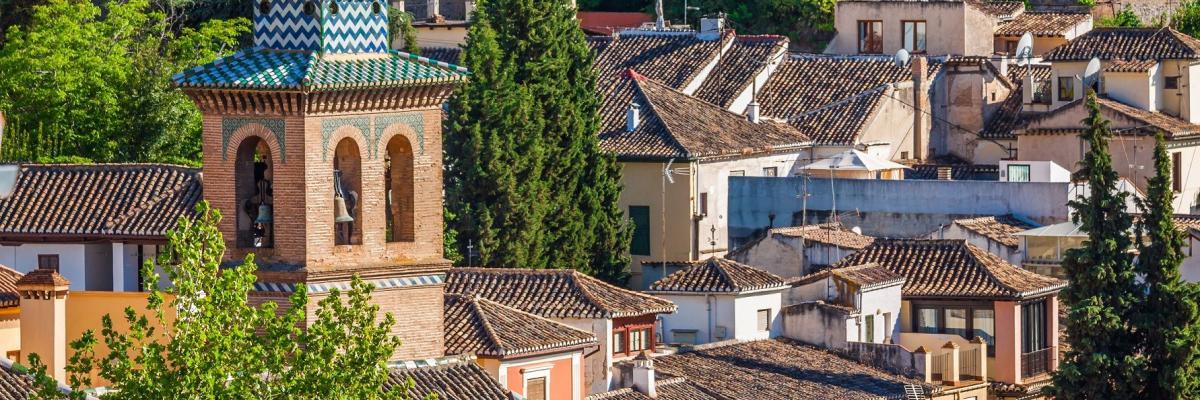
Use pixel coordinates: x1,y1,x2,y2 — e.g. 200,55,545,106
701,13,725,35
937,166,953,181
627,103,641,132
746,101,761,124
998,56,1009,78
633,351,657,398
17,269,70,382
911,56,929,161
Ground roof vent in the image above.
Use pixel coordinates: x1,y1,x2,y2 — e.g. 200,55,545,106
0,165,17,200
627,103,641,132
937,167,953,181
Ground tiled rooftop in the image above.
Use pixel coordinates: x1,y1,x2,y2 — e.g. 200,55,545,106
386,358,511,399
838,239,1067,299
791,263,906,291
787,85,892,146
1104,58,1160,72
0,266,22,309
445,267,677,319
174,49,467,90
995,12,1091,37
692,36,788,109
1021,96,1200,139
645,257,786,294
644,338,936,400
586,377,717,400
418,47,463,65
1043,27,1200,61
0,164,202,239
0,360,36,399
770,224,877,250
952,214,1038,248
443,294,596,357
982,64,1051,140
906,163,1000,180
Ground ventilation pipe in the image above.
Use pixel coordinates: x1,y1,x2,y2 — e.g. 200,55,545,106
627,103,641,132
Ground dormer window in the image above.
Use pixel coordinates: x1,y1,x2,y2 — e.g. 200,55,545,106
1166,76,1180,90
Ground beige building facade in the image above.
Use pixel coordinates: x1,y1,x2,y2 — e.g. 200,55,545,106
826,0,1007,56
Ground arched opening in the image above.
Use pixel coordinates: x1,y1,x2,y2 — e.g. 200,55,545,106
385,135,415,242
235,137,274,248
333,137,363,245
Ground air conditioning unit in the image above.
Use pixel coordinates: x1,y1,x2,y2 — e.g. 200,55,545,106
713,325,728,339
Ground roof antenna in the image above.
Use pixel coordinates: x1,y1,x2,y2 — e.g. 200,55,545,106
655,0,665,30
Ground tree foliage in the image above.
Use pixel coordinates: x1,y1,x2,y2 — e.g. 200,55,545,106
583,0,835,51
1174,1,1200,38
0,0,248,164
28,202,427,399
444,0,632,284
1098,5,1143,28
388,7,421,54
1048,91,1146,398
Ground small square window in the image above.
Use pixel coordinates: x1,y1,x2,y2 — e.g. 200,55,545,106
1166,76,1180,90
762,167,778,177
37,255,59,272
1058,77,1075,101
757,309,771,331
729,170,745,177
612,332,626,354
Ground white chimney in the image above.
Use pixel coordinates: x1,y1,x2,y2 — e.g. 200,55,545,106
701,13,725,35
746,101,761,124
627,103,641,132
998,56,1009,78
633,352,657,398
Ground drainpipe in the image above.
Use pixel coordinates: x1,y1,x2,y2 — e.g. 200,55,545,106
706,294,713,343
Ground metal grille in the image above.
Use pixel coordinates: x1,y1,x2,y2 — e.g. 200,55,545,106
959,347,981,380
1022,347,1054,378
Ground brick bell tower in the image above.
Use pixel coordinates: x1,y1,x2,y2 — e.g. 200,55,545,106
175,0,465,360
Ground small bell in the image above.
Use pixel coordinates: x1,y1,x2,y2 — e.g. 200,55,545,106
255,203,274,224
334,195,354,223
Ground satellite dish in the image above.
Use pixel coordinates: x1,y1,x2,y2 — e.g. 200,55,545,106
1015,32,1033,66
894,48,910,69
0,165,18,200
851,226,863,235
1083,57,1102,93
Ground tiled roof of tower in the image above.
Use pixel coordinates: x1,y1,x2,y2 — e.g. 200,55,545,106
0,164,202,239
951,215,1038,248
386,358,511,400
646,258,786,293
692,36,788,109
790,263,905,291
770,224,877,249
586,377,717,400
1020,96,1200,139
838,239,1066,299
599,71,810,159
589,31,733,136
174,49,467,90
982,64,1051,139
995,12,1090,36
0,266,22,309
445,268,677,319
643,338,938,399
756,55,941,123
1043,27,1200,61
443,294,596,357
787,85,892,145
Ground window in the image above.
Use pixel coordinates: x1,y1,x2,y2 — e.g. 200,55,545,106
672,330,698,345
757,309,771,332
1173,152,1183,192
972,309,996,347
1058,77,1074,101
857,21,883,54
333,138,363,246
37,255,59,271
630,329,648,352
525,377,547,400
699,192,708,216
917,308,938,333
944,308,968,337
901,21,926,53
1032,79,1052,104
913,302,996,354
1007,164,1031,182
1005,40,1018,55
235,137,274,249
864,315,875,342
1167,76,1180,90
1022,300,1048,352
900,151,909,160
729,170,745,177
385,135,415,242
763,167,778,177
629,206,651,256
613,332,626,354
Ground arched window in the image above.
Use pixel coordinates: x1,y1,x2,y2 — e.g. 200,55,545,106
333,138,363,245
385,135,414,242
235,137,274,248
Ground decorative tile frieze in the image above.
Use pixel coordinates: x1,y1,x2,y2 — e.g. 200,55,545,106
252,273,445,293
321,116,371,161
372,113,426,158
221,117,287,162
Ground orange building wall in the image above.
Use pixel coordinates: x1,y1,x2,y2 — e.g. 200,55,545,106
993,300,1021,384
503,354,578,400
63,291,178,386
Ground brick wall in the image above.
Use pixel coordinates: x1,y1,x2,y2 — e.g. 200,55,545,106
307,283,446,359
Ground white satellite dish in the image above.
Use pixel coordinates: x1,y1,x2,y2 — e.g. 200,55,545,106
894,48,910,69
0,165,18,200
1015,32,1033,66
1083,57,1102,93
851,226,863,235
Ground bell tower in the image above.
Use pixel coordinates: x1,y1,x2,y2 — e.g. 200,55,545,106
175,0,465,360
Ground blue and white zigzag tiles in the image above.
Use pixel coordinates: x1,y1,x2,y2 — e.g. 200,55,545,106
323,1,390,53
252,273,445,293
255,0,322,51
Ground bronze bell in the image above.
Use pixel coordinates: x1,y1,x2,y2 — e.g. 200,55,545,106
255,203,274,224
334,195,354,223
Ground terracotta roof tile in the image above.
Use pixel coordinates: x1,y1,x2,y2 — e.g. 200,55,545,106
647,338,936,399
838,239,1066,299
443,294,596,357
769,224,877,249
996,12,1091,37
0,164,201,239
791,263,906,290
646,258,786,293
693,36,788,109
14,268,69,288
1043,27,1200,61
971,0,1025,18
445,268,677,318
788,85,892,146
1171,214,1200,232
386,359,510,400
1104,58,1159,72
0,360,36,399
1021,96,1200,139
0,266,23,308
982,64,1052,139
586,377,717,400
906,164,1000,180
952,215,1038,248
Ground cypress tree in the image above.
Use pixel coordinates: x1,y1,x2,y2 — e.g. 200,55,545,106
445,0,631,283
1048,90,1145,398
1134,134,1200,398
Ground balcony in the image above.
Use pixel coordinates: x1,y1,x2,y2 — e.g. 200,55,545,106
1021,346,1055,379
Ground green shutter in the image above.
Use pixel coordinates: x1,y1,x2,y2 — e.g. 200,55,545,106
630,206,651,256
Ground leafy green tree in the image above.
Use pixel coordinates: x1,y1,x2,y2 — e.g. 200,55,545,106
1099,5,1142,27
652,0,835,51
0,0,247,164
1175,1,1200,38
1133,134,1200,398
1048,91,1146,398
27,202,427,399
388,7,420,54
445,0,632,283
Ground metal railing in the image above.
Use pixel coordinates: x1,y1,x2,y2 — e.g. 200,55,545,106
930,352,947,381
959,347,982,380
1021,347,1054,378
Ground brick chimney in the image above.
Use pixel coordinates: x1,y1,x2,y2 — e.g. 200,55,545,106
633,351,657,397
911,56,929,161
17,269,70,382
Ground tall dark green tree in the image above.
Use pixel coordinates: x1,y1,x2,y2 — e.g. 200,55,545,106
1048,91,1146,398
444,0,632,283
1133,134,1200,398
